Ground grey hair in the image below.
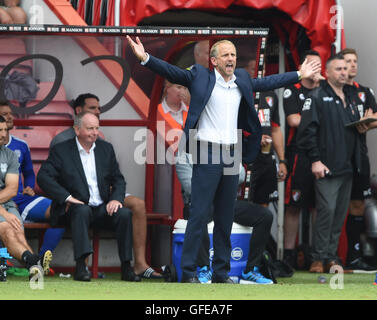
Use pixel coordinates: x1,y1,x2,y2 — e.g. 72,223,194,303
74,111,92,128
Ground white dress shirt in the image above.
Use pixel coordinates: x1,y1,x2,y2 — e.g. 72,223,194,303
161,98,188,126
142,54,242,143
196,68,242,144
75,137,103,207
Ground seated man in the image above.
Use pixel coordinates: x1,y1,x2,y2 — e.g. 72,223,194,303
0,101,64,275
50,93,161,279
37,112,139,282
0,0,27,24
175,151,274,284
0,115,52,278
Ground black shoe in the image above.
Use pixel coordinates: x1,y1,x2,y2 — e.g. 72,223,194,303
346,258,377,273
74,267,91,281
283,250,297,270
212,276,234,284
181,276,200,283
121,265,141,282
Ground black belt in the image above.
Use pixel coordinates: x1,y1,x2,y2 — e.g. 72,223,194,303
206,141,235,151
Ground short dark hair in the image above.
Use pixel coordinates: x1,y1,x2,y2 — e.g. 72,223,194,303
340,48,357,57
300,50,320,65
0,100,10,107
326,53,344,68
0,115,6,123
71,93,99,114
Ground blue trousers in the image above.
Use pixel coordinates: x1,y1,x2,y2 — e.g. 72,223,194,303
181,144,239,280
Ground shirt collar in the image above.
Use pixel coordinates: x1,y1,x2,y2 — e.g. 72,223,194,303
214,68,237,85
161,98,188,114
75,136,96,154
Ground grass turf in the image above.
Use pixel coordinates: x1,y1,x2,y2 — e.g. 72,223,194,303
1,271,376,300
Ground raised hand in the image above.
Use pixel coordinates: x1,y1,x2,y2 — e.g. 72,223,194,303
126,36,148,62
313,73,326,82
299,58,322,80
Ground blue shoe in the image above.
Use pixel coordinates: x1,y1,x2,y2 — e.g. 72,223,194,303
197,266,212,284
239,266,274,285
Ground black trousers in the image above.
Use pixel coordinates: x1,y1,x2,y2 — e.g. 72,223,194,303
185,199,273,271
68,203,133,262
234,200,273,270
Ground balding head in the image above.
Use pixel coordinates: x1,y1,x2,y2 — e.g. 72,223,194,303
74,111,100,150
194,40,210,68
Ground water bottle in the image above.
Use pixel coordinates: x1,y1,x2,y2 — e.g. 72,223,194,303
0,258,7,282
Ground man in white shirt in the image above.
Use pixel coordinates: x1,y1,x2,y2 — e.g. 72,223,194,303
37,112,139,282
50,93,162,279
127,36,320,283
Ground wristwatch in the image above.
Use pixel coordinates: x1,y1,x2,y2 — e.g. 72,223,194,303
279,159,287,165
297,71,302,81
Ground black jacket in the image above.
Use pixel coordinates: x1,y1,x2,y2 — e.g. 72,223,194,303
37,138,126,226
297,81,361,177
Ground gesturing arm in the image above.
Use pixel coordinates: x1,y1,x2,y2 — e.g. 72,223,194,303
127,36,194,88
251,59,321,92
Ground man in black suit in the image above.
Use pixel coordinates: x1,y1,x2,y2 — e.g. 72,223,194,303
37,112,139,282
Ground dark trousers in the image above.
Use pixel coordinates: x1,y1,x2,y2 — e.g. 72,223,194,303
183,204,212,268
68,203,133,262
233,200,273,270
181,145,239,280
186,200,273,271
312,174,353,262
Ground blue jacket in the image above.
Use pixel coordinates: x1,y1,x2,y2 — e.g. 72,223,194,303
145,55,299,163
6,135,35,197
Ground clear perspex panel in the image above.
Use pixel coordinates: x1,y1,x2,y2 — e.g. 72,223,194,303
0,25,268,209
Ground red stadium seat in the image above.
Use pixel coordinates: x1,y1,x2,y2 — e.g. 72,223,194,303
25,82,74,120
12,128,52,162
0,51,33,74
33,81,67,102
0,38,27,55
53,126,70,137
32,162,45,196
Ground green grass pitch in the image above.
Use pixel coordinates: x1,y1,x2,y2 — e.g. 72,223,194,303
1,271,376,300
